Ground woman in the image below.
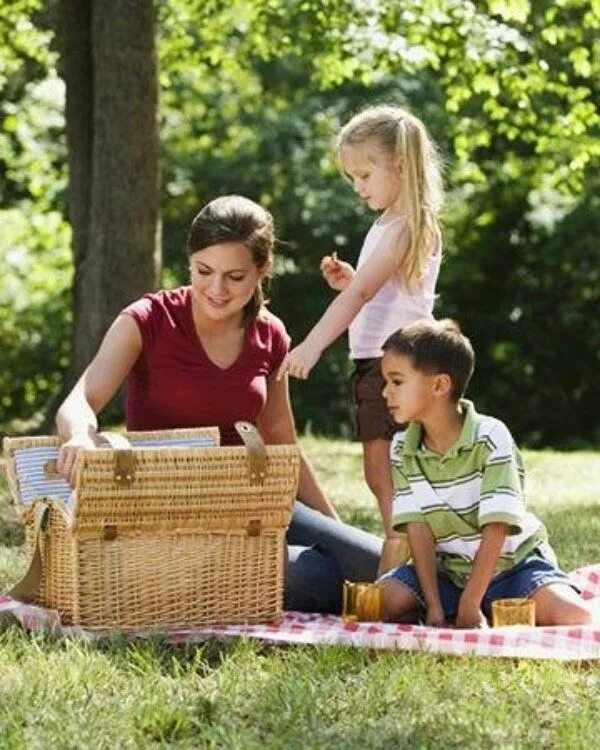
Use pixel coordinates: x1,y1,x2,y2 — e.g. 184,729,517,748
56,195,382,613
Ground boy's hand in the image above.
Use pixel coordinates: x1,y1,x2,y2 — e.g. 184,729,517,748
320,252,355,291
425,603,446,627
456,596,488,629
277,340,322,380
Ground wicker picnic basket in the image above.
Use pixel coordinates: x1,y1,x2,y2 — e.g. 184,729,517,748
3,423,300,631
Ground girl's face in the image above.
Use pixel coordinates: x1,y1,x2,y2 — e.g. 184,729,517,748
340,144,403,212
189,242,266,323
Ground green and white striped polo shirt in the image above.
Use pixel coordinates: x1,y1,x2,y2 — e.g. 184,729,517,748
391,400,546,587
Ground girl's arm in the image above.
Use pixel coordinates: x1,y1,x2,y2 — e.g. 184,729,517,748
408,521,445,626
455,522,509,629
278,226,408,380
256,371,340,520
56,314,143,482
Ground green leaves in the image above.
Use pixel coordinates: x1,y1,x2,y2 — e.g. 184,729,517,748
487,0,531,23
0,207,72,425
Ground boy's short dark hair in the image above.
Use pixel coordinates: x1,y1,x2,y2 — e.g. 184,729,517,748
382,319,475,401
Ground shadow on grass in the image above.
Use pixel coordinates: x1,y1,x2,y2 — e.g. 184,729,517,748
0,495,24,547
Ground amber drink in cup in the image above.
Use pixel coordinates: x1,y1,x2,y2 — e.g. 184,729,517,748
342,582,384,622
491,598,535,627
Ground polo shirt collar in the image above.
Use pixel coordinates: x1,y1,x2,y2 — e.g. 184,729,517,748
403,399,478,459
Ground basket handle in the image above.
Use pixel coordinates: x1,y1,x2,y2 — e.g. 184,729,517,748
234,421,267,485
7,501,50,604
43,459,62,480
99,431,135,486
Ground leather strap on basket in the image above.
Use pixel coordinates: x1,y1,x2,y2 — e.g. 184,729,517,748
234,421,267,485
7,501,50,604
99,431,135,487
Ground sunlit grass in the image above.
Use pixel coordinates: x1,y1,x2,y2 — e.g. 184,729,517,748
1,443,599,748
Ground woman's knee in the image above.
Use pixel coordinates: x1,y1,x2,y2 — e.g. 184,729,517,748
285,545,344,614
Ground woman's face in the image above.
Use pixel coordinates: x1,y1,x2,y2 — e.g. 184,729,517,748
189,242,265,323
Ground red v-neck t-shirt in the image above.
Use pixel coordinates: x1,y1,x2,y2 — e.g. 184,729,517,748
122,286,290,445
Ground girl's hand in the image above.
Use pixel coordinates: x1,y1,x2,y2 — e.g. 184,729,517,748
320,252,355,291
56,430,98,486
277,341,322,380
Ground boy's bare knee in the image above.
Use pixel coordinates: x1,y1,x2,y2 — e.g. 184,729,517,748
381,579,418,623
531,585,593,626
546,603,592,626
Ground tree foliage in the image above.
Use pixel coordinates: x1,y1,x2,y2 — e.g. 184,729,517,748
0,1,71,428
1,0,598,444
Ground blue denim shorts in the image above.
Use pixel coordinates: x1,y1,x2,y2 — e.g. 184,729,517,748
380,544,579,619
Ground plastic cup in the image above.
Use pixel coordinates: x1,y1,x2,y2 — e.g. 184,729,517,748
491,598,536,627
342,581,383,622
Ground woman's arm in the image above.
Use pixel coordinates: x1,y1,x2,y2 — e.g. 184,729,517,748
278,226,408,380
256,372,340,520
56,314,142,482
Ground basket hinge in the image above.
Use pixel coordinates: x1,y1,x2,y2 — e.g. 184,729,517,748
99,432,136,487
234,421,267,485
114,451,135,487
247,519,262,536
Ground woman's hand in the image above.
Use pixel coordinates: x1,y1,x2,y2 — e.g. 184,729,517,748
56,430,98,486
320,252,355,291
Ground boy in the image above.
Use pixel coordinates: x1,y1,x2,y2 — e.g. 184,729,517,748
379,319,592,628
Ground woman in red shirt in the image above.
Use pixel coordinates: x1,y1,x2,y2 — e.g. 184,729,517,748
56,195,381,612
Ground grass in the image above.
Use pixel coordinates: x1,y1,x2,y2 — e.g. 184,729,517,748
1,439,600,749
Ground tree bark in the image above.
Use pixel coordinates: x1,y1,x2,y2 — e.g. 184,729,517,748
57,0,160,379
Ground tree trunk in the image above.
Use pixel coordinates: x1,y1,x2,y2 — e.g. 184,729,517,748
57,0,160,379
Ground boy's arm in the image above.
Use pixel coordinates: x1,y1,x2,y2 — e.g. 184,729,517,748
408,522,445,627
390,439,444,624
455,522,508,628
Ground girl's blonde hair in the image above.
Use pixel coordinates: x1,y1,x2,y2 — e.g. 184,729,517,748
338,104,444,286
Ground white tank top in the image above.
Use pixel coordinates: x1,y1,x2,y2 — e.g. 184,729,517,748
348,215,441,360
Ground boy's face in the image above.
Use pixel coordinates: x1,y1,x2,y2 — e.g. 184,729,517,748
381,351,437,424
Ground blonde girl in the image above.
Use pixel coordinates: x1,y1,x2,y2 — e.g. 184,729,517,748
278,104,444,537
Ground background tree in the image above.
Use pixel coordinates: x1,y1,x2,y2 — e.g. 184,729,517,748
56,0,160,378
1,0,598,445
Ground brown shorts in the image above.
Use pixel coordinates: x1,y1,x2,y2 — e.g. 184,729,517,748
351,358,398,442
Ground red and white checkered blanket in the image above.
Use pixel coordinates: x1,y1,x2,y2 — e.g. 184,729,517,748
2,565,599,660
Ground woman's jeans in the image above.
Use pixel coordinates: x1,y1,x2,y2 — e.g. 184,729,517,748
285,502,382,613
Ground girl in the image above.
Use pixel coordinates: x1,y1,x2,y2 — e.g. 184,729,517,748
278,104,444,538
56,194,382,613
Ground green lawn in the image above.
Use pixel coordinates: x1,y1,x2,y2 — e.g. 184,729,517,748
1,439,599,749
